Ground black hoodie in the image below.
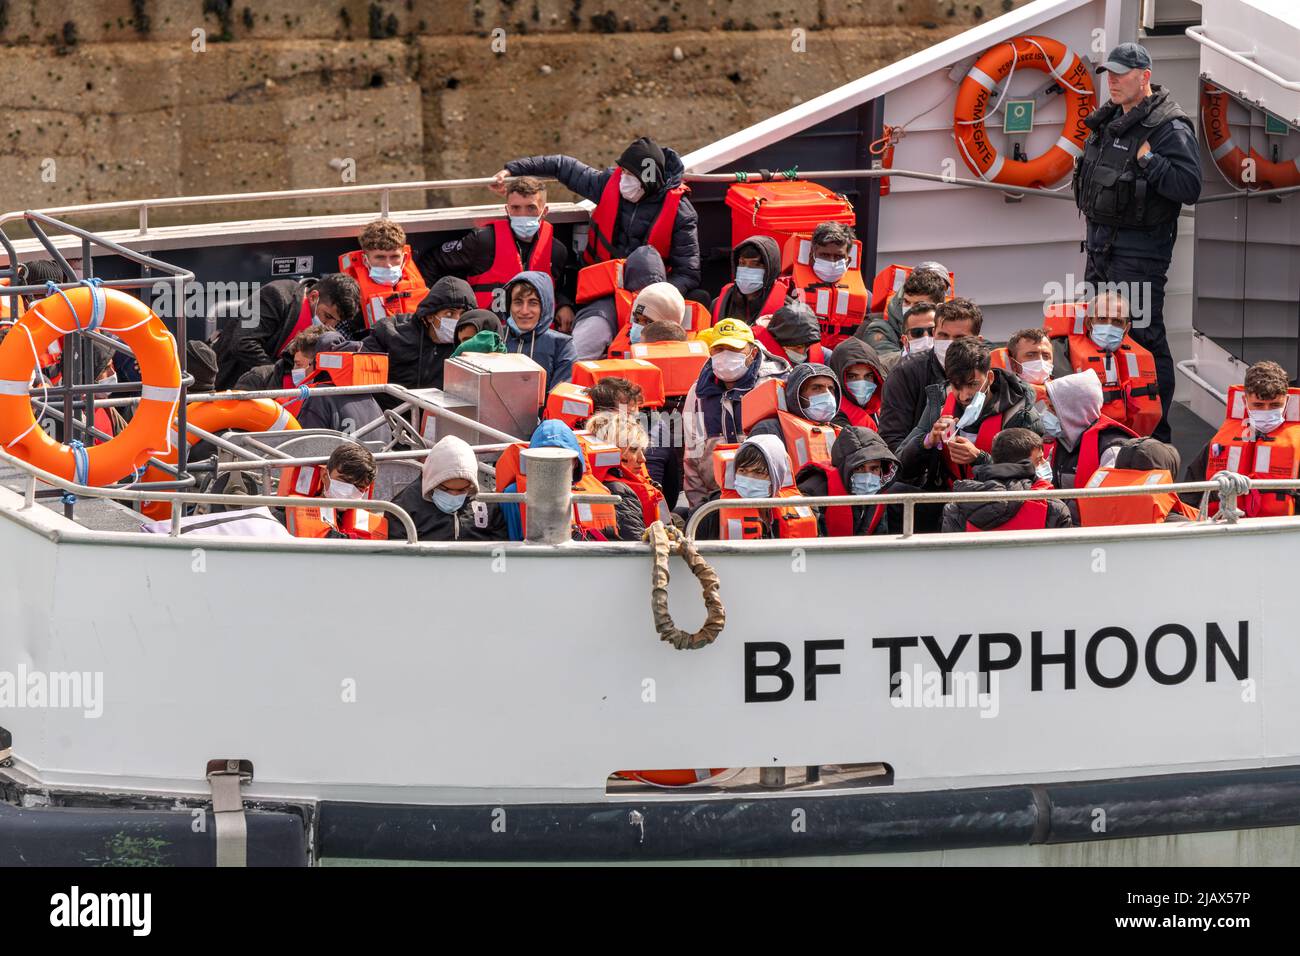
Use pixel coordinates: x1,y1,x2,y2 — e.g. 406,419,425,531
214,277,314,390
504,147,701,292
362,276,476,392
714,235,787,325
940,460,1072,532
828,337,887,428
796,426,900,536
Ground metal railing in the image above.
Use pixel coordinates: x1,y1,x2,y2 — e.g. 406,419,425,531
0,445,420,544
0,211,196,512
1186,25,1300,94
683,475,1300,540
683,166,1299,205
2,176,558,238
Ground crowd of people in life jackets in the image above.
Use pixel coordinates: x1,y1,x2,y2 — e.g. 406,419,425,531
4,134,1296,543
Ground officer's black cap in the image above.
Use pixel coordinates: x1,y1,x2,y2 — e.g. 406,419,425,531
1097,42,1152,75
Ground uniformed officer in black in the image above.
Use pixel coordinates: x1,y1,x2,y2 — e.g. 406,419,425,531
1073,43,1201,443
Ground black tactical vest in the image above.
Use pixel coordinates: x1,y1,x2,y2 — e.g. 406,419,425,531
1073,86,1189,230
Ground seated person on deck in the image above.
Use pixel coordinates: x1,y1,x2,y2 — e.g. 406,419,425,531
940,427,1071,533
387,435,508,542
282,443,387,540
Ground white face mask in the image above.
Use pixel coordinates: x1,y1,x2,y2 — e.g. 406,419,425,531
619,171,646,202
932,338,953,367
812,257,848,284
711,350,750,382
1018,359,1053,386
1248,407,1285,435
734,266,766,295
291,366,310,386
432,314,458,344
906,334,934,355
327,478,364,501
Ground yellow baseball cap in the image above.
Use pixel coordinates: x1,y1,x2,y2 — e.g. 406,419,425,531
706,317,756,351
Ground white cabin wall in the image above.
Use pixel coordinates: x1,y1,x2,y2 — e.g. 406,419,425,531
875,0,1123,344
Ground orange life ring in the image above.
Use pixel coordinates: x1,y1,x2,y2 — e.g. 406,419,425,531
1200,81,1300,190
953,35,1096,188
0,284,180,485
139,398,301,519
615,769,728,786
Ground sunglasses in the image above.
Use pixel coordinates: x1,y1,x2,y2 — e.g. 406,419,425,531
905,326,936,339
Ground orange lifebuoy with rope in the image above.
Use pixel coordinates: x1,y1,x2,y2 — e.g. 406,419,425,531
1200,81,1300,190
139,398,301,519
953,35,1096,188
0,282,180,485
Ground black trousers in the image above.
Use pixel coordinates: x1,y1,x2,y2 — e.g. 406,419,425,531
1084,246,1176,443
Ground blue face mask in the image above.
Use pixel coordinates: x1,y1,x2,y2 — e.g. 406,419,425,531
955,388,986,430
733,475,771,499
432,489,468,514
846,379,876,405
734,266,766,295
1040,409,1063,438
1089,323,1125,352
510,216,541,240
805,390,838,422
850,471,882,495
629,322,645,345
367,263,402,285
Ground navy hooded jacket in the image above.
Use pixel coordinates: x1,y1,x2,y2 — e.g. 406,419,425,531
502,271,576,387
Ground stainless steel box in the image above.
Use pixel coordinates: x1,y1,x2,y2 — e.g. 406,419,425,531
405,388,479,446
443,353,546,441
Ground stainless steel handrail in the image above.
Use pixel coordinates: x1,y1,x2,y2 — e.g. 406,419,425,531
0,446,420,544
683,476,1300,540
1186,25,1300,93
683,167,1077,200
1,176,557,237
1175,359,1230,405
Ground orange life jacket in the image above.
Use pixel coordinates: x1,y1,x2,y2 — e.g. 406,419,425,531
1205,385,1300,518
494,438,621,535
583,172,688,269
606,301,711,358
1071,414,1138,489
465,219,556,311
939,390,1004,484
615,463,670,526
869,263,956,314
277,351,389,417
966,498,1050,532
785,234,869,348
1077,467,1199,526
279,463,388,539
0,277,24,320
338,245,430,328
627,340,710,397
544,382,594,428
1045,302,1160,437
712,276,793,324
710,443,818,540
740,378,838,471
570,359,665,407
